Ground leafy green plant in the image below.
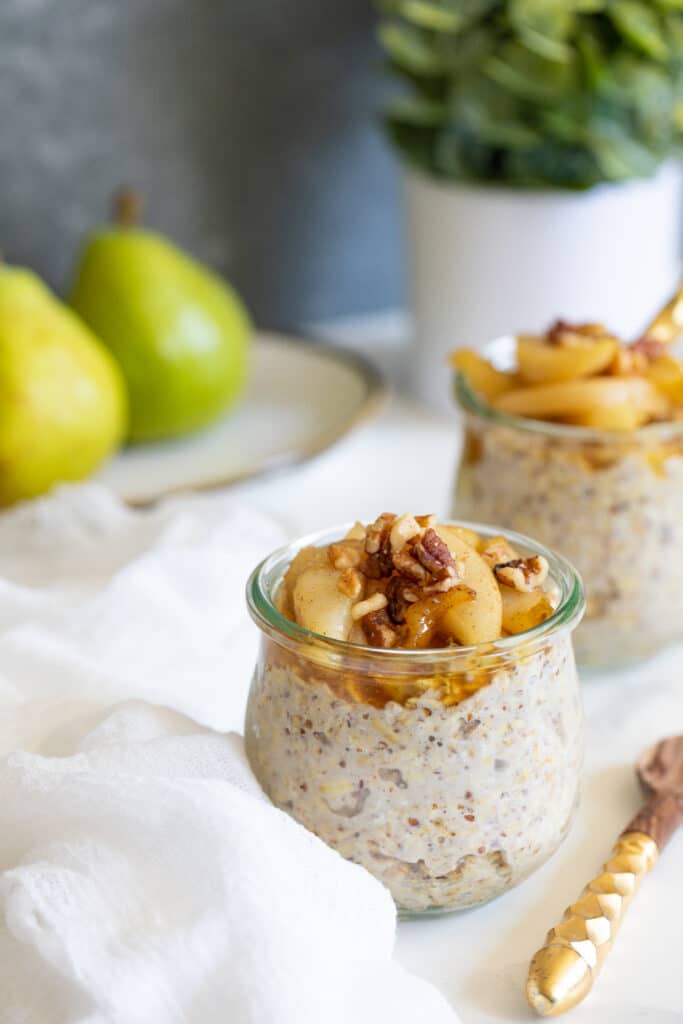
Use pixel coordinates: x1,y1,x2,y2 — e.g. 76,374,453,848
377,0,683,187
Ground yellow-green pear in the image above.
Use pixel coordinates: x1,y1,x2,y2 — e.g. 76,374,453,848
69,189,252,442
0,266,127,507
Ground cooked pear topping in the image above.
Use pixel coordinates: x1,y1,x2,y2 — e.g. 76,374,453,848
278,514,556,648
453,319,683,430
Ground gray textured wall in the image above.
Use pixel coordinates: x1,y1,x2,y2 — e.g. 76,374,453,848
0,0,403,327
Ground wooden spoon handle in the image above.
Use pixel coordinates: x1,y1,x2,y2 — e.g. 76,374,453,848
526,831,658,1017
626,791,683,850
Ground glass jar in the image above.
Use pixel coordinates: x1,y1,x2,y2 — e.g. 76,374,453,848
453,337,683,668
245,522,585,916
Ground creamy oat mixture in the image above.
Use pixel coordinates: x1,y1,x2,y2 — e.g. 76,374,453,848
245,514,583,913
245,639,582,913
455,425,683,666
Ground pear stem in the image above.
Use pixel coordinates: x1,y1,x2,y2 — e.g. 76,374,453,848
112,187,143,227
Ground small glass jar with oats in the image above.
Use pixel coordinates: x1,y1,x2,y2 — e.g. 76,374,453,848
245,513,584,915
452,327,683,668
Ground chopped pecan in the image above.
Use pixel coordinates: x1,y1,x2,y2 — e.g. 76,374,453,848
344,521,367,541
351,591,388,621
494,555,549,592
385,575,419,624
364,513,396,555
328,540,363,571
480,535,519,570
362,549,394,579
414,528,459,581
631,336,667,362
337,567,364,600
393,548,430,583
420,576,460,597
361,608,398,648
546,320,609,347
389,513,422,553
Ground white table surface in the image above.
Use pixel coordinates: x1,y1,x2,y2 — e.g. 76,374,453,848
3,319,682,1023
231,323,683,1024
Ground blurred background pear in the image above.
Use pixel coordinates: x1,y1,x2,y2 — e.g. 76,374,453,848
0,266,127,507
70,190,252,443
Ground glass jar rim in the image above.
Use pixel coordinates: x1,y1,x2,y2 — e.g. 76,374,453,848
454,335,683,443
246,519,585,667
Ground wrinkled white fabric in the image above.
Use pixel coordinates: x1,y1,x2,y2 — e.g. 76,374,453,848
0,487,461,1024
0,703,459,1024
0,484,286,747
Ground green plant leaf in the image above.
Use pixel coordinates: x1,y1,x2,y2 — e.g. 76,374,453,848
509,0,575,62
374,0,683,187
484,40,578,100
609,2,668,60
387,96,449,123
590,125,661,178
396,0,463,32
449,76,542,147
378,22,449,74
503,143,602,188
576,26,608,88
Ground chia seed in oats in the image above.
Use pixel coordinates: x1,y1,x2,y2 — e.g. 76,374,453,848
245,642,582,913
455,423,683,666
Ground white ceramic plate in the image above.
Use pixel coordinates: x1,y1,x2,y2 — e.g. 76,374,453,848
98,331,385,505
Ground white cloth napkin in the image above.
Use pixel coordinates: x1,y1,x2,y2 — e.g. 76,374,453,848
0,486,461,1024
0,484,285,748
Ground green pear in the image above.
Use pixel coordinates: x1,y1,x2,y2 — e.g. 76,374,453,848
69,194,252,442
0,267,127,507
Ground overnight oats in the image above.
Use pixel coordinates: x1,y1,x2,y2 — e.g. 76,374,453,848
453,325,683,667
245,514,584,914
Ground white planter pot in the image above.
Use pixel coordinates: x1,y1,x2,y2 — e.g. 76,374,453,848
403,162,683,413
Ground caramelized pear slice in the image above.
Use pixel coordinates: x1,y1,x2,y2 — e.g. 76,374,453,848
293,567,353,640
434,529,503,644
517,334,618,385
647,354,683,404
403,587,474,649
563,405,651,431
451,349,518,401
494,377,668,428
500,586,554,635
435,523,481,551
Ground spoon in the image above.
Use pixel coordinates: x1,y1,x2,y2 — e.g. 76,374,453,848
641,284,683,345
526,735,683,1017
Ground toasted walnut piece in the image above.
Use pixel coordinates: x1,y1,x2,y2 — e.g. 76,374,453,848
361,608,398,648
385,575,420,624
337,567,364,600
546,320,609,347
389,513,423,553
494,555,549,593
328,540,363,571
345,521,367,541
480,535,520,570
414,528,459,580
351,591,388,622
393,548,430,583
420,575,460,596
365,513,396,555
362,550,393,579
